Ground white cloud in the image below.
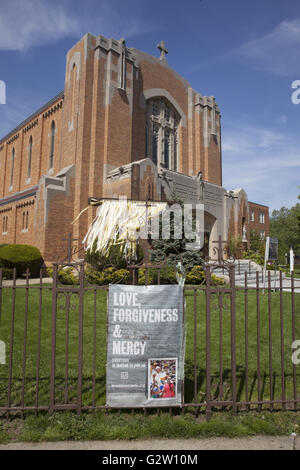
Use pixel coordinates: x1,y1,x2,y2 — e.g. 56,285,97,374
222,123,300,211
0,0,153,51
0,0,78,50
222,126,285,155
232,19,300,76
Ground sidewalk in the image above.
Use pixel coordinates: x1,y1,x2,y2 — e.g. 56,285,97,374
2,277,53,287
0,436,299,450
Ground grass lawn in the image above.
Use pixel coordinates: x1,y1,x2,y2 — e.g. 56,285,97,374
282,266,300,279
1,410,300,443
0,283,299,441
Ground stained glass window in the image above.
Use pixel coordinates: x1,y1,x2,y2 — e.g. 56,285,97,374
146,98,180,170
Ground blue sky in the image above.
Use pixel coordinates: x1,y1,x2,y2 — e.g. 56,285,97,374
0,0,300,213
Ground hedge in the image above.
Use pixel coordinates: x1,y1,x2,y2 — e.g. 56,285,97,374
0,244,43,277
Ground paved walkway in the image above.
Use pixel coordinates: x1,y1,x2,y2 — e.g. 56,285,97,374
235,277,300,292
2,277,300,292
2,277,53,287
0,436,299,450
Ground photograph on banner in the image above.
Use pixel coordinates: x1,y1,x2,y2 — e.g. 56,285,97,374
148,358,177,400
106,284,185,408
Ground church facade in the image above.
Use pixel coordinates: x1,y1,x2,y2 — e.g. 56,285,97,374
0,33,269,263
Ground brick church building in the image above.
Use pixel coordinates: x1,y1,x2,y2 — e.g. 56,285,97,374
0,33,269,263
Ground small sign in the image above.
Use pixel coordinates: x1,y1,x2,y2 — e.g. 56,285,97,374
268,238,278,261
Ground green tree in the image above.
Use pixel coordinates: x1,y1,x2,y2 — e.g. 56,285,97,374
150,193,204,270
249,229,264,253
270,201,300,263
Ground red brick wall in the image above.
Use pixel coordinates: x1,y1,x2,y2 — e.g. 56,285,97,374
248,202,269,238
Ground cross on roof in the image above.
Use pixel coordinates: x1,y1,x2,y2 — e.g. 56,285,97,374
157,40,168,61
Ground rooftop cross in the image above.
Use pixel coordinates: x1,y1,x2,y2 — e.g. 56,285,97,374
157,40,168,61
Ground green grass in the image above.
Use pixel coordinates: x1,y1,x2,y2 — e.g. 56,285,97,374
184,288,300,407
0,283,299,441
0,410,300,443
280,265,300,278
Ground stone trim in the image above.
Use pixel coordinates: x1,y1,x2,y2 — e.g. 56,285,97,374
23,119,38,134
43,100,63,119
95,35,137,66
37,164,75,224
141,89,187,128
0,185,39,207
7,133,19,145
16,199,35,209
0,207,12,214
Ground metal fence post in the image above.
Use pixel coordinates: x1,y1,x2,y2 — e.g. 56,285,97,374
77,263,85,415
205,266,212,421
230,265,237,414
49,265,58,415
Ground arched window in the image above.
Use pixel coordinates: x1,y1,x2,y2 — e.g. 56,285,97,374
49,121,55,169
27,136,33,179
145,97,180,170
9,148,15,188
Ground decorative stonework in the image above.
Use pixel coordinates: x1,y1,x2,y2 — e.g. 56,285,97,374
0,207,12,214
43,100,63,119
16,199,35,209
7,133,19,145
195,95,221,148
106,163,132,181
23,119,38,134
95,34,137,67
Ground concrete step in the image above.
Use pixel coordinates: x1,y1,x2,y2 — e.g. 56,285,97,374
211,264,281,286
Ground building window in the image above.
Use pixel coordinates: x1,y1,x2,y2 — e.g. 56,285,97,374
21,211,29,232
259,213,265,223
49,121,55,169
2,216,8,234
27,136,33,180
9,148,15,189
250,211,254,222
145,97,180,170
260,230,265,240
